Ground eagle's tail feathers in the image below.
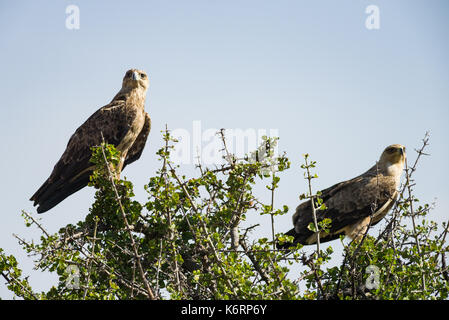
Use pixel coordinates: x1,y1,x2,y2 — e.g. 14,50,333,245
32,173,91,214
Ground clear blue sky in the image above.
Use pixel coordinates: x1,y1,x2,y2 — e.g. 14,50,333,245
0,0,448,298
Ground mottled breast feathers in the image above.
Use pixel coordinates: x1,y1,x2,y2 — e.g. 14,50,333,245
30,69,151,213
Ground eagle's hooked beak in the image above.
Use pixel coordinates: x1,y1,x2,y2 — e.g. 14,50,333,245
131,71,139,81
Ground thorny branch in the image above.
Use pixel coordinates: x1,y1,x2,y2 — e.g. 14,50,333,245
4,130,447,300
99,133,156,300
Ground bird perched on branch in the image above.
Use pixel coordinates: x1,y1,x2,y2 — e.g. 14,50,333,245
277,144,406,249
30,69,151,213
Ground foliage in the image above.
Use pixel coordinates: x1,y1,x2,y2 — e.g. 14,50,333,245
0,131,447,300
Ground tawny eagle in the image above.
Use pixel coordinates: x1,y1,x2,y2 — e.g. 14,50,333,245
30,69,151,213
278,144,406,248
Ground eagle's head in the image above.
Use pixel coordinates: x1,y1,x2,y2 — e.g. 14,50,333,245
122,69,149,91
379,144,406,178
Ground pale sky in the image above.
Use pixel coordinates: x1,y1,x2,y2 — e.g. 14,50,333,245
0,0,448,298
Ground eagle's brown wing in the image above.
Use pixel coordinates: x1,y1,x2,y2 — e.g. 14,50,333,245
123,112,151,170
30,100,132,213
279,173,397,248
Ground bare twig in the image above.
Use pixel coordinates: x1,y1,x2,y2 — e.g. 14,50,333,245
404,154,426,292
304,155,320,255
1,271,39,300
270,172,276,251
21,210,50,238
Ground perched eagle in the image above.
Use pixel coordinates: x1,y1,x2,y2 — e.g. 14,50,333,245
30,69,151,213
278,144,406,249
